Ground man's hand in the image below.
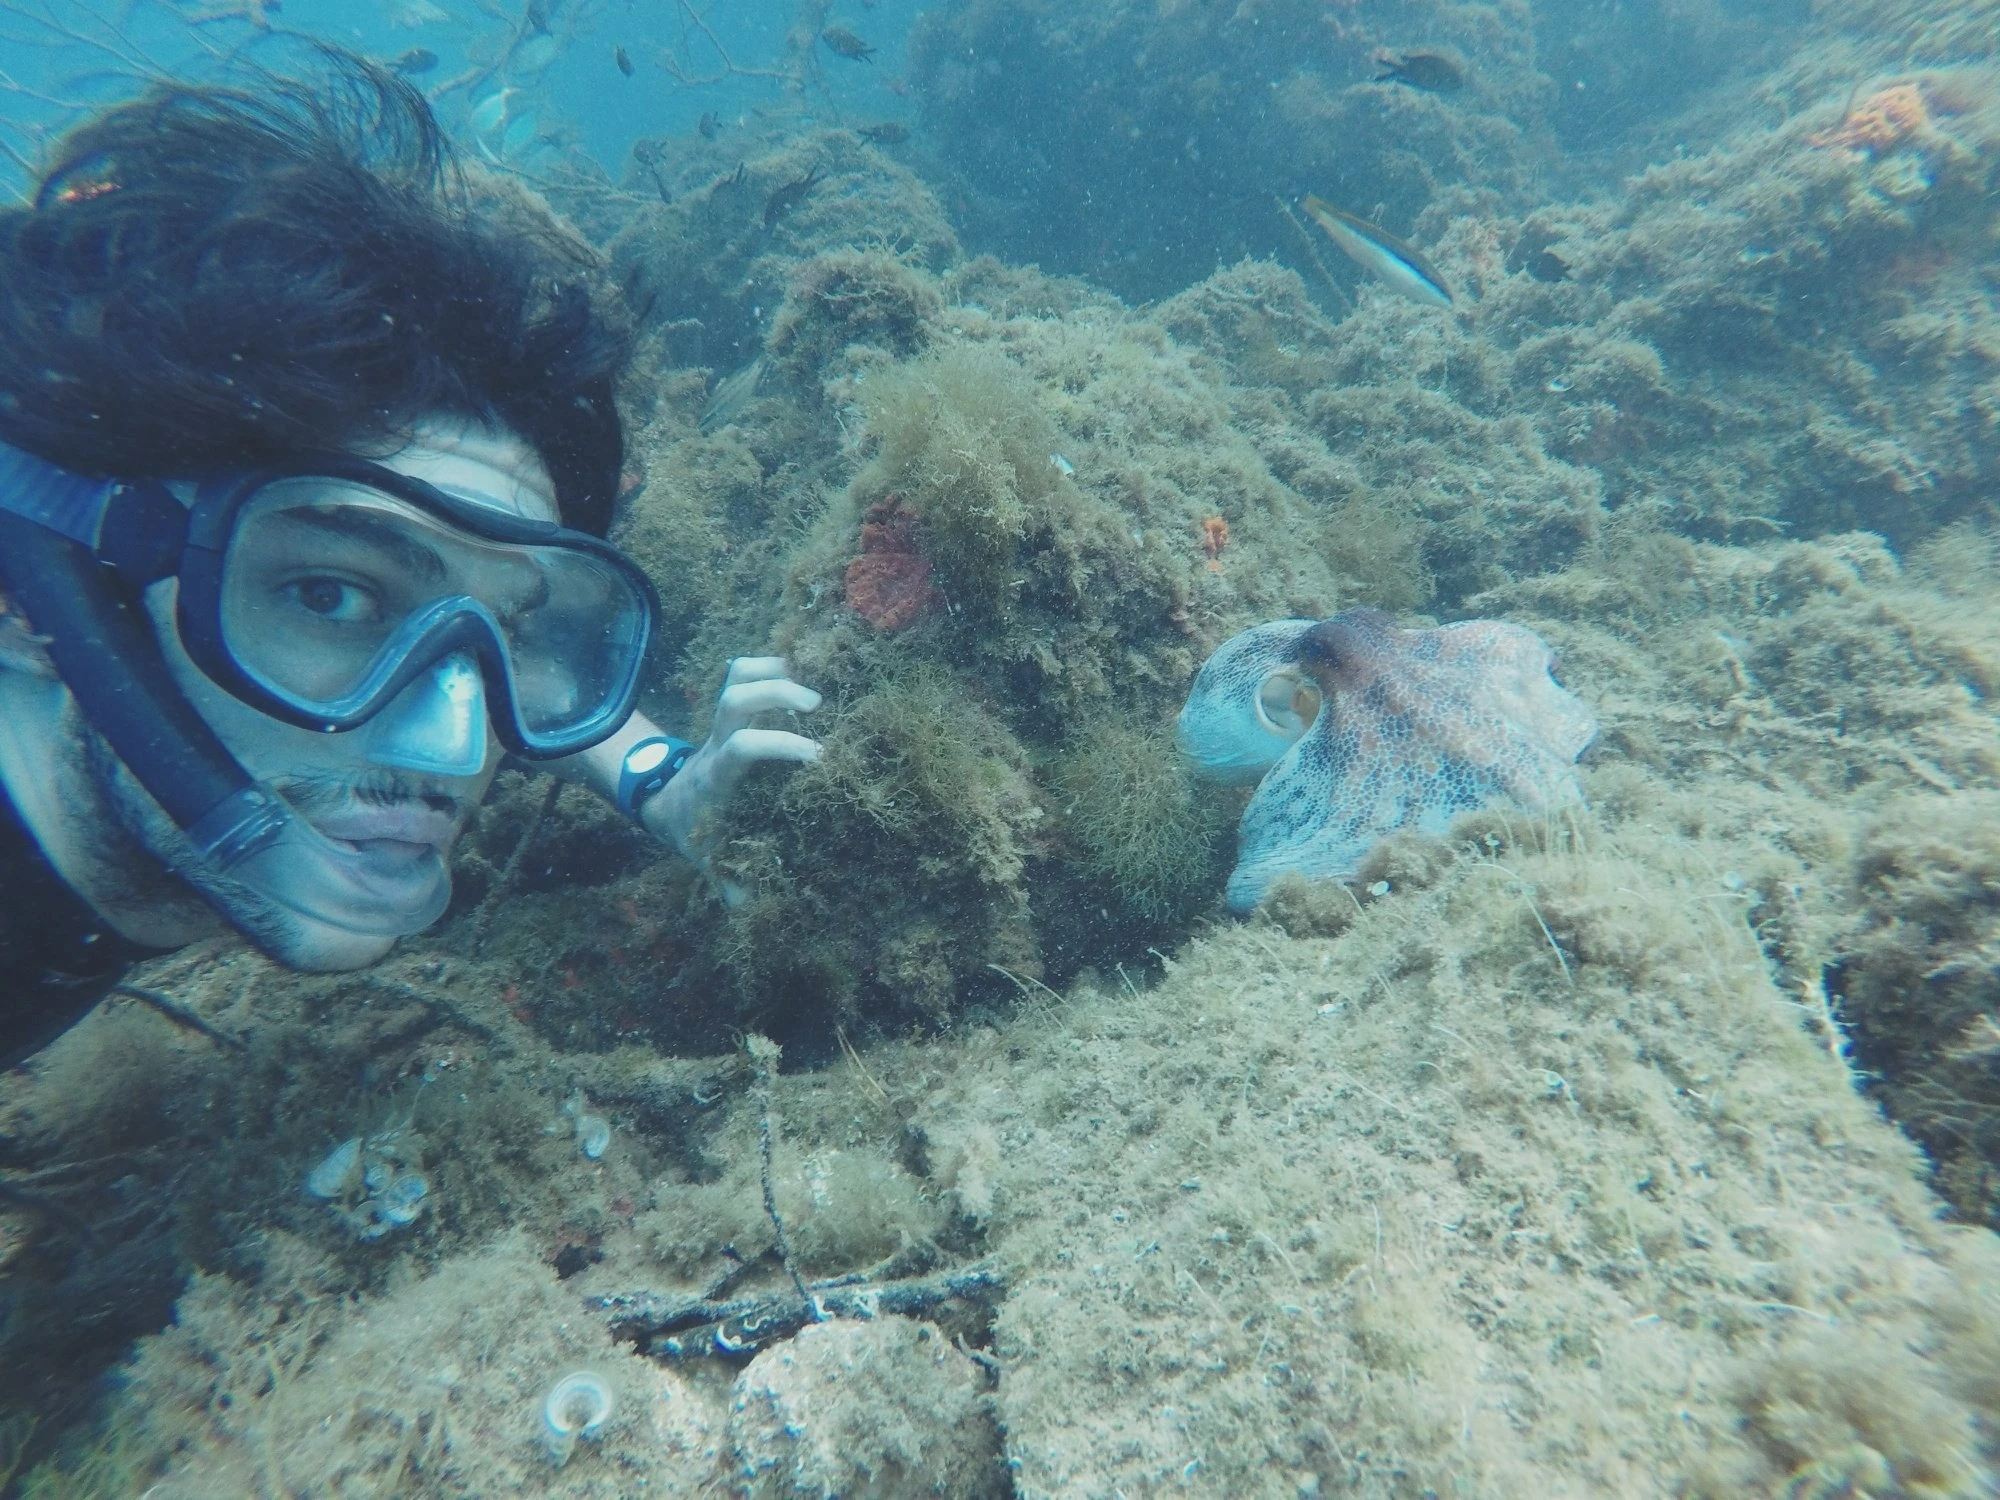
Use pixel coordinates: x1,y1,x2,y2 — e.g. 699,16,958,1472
641,657,821,867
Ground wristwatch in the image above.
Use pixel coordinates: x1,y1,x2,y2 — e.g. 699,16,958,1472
615,735,695,823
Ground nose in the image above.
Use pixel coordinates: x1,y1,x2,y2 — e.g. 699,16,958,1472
365,652,489,778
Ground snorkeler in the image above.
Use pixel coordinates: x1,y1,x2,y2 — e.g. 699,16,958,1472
0,59,820,1064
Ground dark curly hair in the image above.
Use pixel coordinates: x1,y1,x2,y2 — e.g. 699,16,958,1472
0,52,629,534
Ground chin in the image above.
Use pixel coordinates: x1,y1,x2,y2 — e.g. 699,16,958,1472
257,916,403,973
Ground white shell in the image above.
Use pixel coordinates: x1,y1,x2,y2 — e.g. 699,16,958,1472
543,1370,615,1466
306,1137,361,1200
378,1172,430,1226
574,1114,612,1160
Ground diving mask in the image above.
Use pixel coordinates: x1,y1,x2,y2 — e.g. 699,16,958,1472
0,438,656,937
177,458,658,757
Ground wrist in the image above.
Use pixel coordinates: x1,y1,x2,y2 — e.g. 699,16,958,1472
615,735,694,823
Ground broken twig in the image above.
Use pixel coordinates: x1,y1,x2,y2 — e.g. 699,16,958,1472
747,1033,817,1317
470,775,563,956
110,982,248,1051
596,1260,1006,1359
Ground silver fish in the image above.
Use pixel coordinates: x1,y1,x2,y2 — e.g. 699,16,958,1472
699,358,765,433
469,88,516,136
1302,194,1454,308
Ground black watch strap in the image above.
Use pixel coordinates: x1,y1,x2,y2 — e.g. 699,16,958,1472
615,736,694,823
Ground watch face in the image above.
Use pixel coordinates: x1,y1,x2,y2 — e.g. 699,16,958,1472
626,740,672,775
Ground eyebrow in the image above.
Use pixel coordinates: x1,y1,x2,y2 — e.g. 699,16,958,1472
274,507,448,585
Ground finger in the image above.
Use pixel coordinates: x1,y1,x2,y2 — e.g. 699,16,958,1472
710,679,822,741
724,656,793,687
710,728,822,778
694,728,820,803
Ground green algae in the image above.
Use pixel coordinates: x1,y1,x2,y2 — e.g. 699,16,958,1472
1050,716,1224,924
853,343,1061,618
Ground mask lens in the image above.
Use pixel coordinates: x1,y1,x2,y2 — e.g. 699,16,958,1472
218,477,647,746
500,547,647,737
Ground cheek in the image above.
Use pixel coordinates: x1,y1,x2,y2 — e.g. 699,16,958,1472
139,581,506,804
141,580,374,782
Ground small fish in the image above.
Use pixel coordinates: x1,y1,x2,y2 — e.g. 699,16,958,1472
1301,194,1454,308
614,45,633,76
821,26,875,61
856,121,909,144
500,110,538,157
700,358,765,433
763,163,821,229
510,30,560,72
389,46,438,76
697,110,720,140
469,88,516,135
1372,49,1466,93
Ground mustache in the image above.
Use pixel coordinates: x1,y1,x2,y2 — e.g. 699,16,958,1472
273,770,470,821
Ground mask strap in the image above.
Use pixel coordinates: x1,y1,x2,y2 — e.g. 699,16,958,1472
0,499,276,866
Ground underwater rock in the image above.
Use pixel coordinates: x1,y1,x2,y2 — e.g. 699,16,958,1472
728,1316,1004,1498
1179,609,1595,911
766,247,943,391
1834,791,2000,1227
606,130,960,373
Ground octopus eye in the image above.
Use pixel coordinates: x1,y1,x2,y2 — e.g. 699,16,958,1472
1255,669,1323,742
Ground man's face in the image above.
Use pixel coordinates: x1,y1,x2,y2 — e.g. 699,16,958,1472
125,418,562,970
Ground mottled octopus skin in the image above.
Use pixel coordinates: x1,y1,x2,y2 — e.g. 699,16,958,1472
1178,608,1596,913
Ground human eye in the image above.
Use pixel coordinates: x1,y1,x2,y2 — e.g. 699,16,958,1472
279,574,382,625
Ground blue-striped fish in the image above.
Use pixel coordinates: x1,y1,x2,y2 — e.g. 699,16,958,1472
1301,194,1454,308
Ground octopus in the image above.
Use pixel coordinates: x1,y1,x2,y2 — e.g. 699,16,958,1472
1177,609,1596,912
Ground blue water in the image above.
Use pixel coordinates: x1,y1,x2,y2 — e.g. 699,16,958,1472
0,0,922,202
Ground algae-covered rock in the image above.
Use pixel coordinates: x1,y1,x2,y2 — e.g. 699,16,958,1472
901,831,2000,1496
1835,793,2000,1228
729,1317,1004,1499
606,129,959,374
1051,717,1226,925
105,1235,716,1497
609,235,1459,1031
10,8,2000,1492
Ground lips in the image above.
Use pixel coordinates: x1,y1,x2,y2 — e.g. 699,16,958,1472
309,804,460,862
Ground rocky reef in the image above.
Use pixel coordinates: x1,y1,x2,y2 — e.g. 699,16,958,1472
4,0,2000,1491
